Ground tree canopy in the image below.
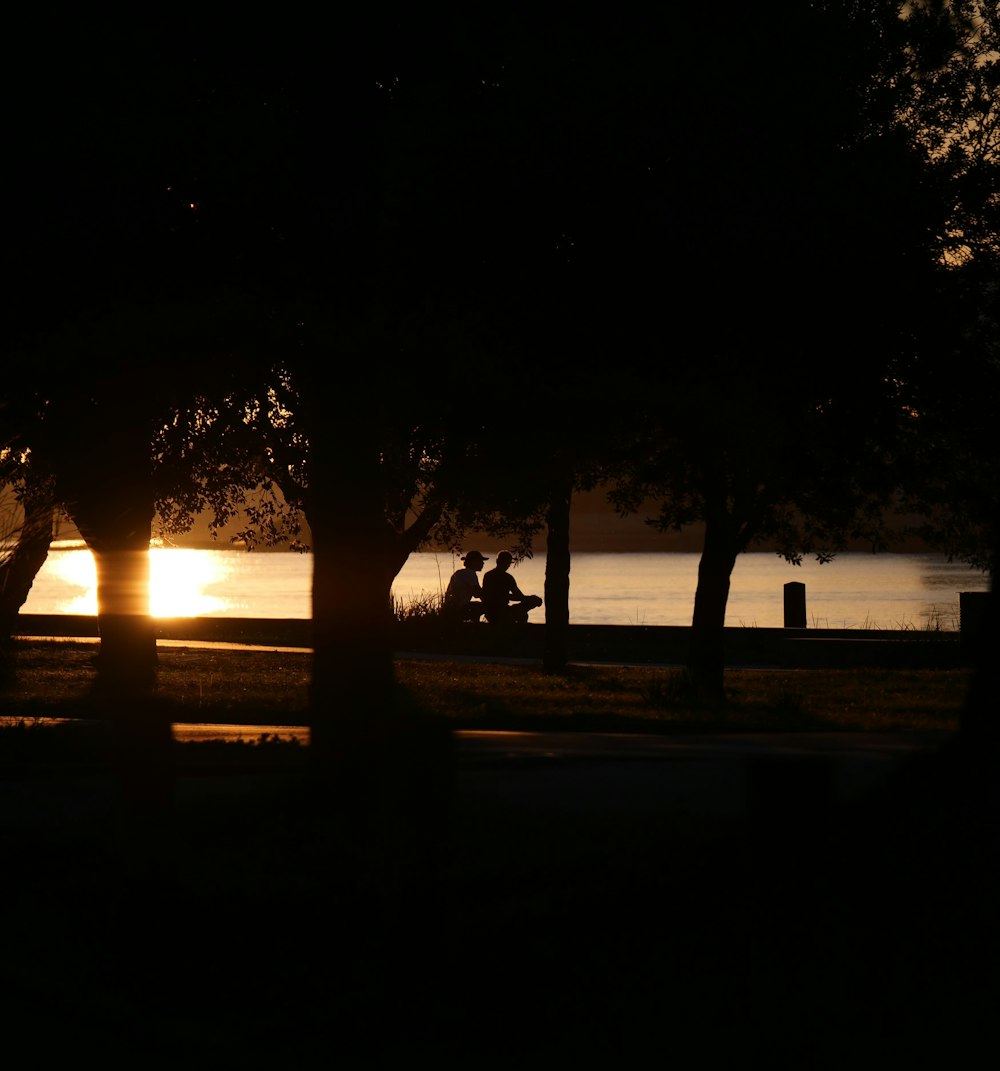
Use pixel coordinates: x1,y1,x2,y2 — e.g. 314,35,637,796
4,1,996,721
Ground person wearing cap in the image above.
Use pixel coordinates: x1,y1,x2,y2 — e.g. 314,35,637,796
443,550,489,622
482,550,543,625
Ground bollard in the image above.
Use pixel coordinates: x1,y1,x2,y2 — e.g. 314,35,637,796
784,581,806,628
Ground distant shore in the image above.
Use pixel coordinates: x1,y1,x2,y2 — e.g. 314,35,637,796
29,482,938,554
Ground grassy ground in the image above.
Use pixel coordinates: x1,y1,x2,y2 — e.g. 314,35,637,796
1,639,995,1064
0,638,972,735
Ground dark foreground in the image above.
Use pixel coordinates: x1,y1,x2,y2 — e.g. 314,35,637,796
3,720,997,1067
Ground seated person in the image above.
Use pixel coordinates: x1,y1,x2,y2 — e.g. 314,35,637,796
481,550,543,625
443,550,488,622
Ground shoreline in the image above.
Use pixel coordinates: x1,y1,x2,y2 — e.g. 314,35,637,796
13,613,970,669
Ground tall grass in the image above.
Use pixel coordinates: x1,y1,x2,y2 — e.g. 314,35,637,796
392,591,445,623
810,609,963,631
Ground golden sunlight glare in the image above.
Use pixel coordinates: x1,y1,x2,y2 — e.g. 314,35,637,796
149,548,227,616
46,547,229,617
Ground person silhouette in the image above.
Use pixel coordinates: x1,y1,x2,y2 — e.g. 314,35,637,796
443,550,488,622
481,550,543,625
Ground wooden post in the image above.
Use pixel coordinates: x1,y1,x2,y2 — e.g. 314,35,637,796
784,581,806,628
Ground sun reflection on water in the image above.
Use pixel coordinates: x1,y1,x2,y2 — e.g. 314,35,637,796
45,547,232,617
25,546,988,627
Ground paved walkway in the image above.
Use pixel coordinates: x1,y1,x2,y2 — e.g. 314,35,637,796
455,728,950,820
3,722,950,831
163,724,953,822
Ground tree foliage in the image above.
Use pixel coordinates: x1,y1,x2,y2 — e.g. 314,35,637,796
594,2,994,692
5,3,996,727
883,1,1000,571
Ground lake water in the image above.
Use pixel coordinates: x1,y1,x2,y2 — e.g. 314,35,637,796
18,542,991,630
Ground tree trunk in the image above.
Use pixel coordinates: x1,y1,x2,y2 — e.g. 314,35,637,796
0,487,54,637
307,407,398,771
958,527,999,742
688,517,739,699
306,404,455,874
89,542,158,698
62,450,166,813
66,490,158,702
543,478,573,671
309,510,398,764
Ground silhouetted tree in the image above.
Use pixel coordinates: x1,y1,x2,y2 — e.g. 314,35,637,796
894,264,999,576
890,0,999,270
0,468,56,637
958,527,999,742
12,4,992,748
604,2,992,695
367,14,670,671
5,9,310,800
888,1,999,576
